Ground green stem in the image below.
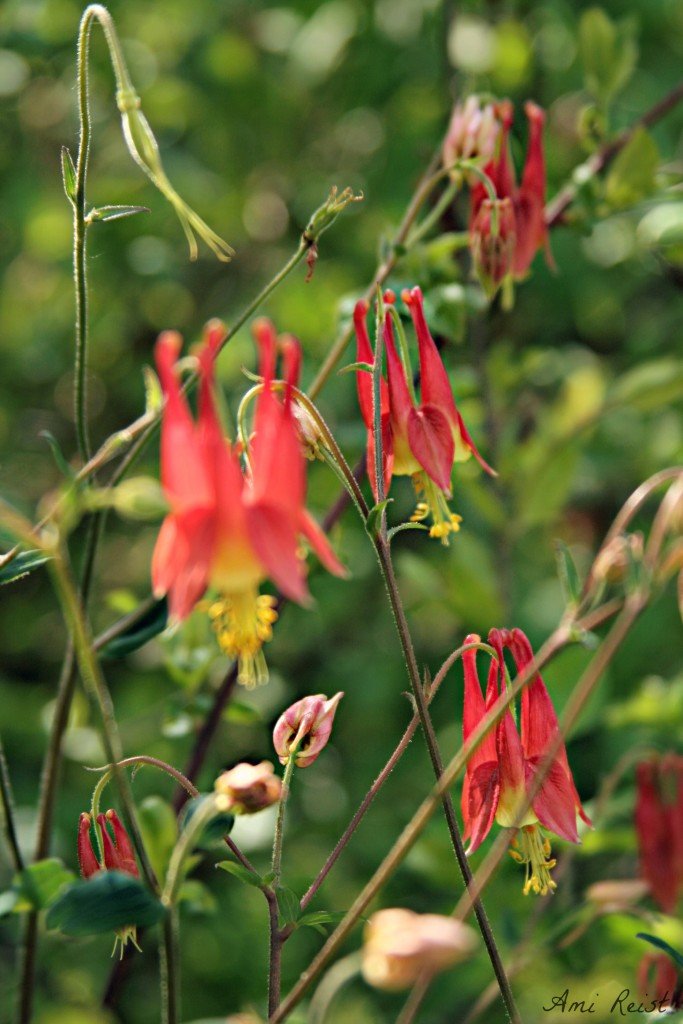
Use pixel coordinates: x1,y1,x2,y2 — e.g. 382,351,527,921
160,909,180,1024
271,756,297,891
307,953,361,1024
0,733,24,873
161,796,218,906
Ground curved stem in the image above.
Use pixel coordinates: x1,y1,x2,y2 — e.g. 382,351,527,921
307,954,361,1024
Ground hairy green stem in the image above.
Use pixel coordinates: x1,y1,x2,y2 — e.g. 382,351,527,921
0,734,24,873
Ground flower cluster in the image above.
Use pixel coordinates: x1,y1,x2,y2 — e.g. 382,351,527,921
446,96,552,298
151,320,346,686
461,628,591,895
77,809,141,954
353,287,494,541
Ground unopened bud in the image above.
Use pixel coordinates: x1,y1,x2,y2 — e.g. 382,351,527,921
469,197,516,298
273,692,343,767
214,762,282,814
77,812,100,879
361,909,477,991
593,533,643,585
443,96,500,177
304,186,363,245
292,402,325,461
97,810,139,877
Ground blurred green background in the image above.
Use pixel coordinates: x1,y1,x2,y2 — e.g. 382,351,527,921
1,0,682,1022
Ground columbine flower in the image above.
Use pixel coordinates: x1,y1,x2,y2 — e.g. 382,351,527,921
273,692,343,767
469,196,516,299
151,319,346,686
470,100,553,282
635,754,683,914
361,908,477,991
461,628,591,895
77,810,141,954
638,953,683,1010
352,287,494,542
214,762,282,814
443,95,500,177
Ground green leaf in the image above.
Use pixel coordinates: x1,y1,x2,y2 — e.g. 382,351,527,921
579,9,638,105
216,860,263,888
180,795,235,845
297,910,348,935
14,859,76,912
46,872,165,936
177,879,217,915
636,933,683,970
60,146,77,205
100,597,168,658
223,701,263,725
339,361,374,375
0,890,19,916
0,550,51,586
277,886,301,928
554,540,582,608
387,521,429,543
607,358,683,413
137,796,178,881
605,128,659,209
88,204,150,223
365,498,393,537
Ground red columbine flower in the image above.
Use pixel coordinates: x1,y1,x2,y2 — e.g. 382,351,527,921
151,319,346,686
469,196,516,299
77,810,141,954
638,953,683,1010
461,628,591,895
470,100,553,283
352,287,494,542
635,754,683,914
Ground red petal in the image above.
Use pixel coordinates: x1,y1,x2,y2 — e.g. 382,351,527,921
105,810,139,877
635,761,679,913
527,758,580,843
96,813,122,872
384,311,414,437
407,404,454,492
151,510,213,621
299,509,348,579
246,504,309,605
366,421,394,502
403,287,458,423
77,813,100,879
513,102,549,277
462,638,497,769
353,300,376,429
465,761,500,853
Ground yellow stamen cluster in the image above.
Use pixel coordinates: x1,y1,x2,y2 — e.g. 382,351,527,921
206,591,278,687
509,825,557,896
410,472,463,544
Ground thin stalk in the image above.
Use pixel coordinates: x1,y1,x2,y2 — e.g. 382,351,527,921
271,756,297,891
0,733,24,873
306,953,361,1024
160,910,180,1024
268,754,297,1016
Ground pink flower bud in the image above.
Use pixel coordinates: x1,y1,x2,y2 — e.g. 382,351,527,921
273,692,343,767
362,909,477,991
585,878,649,913
469,197,516,298
443,96,500,174
214,761,282,814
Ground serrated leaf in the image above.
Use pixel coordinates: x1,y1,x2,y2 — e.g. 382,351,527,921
365,498,392,536
14,859,75,912
277,886,301,928
216,860,263,888
554,540,582,608
605,128,659,209
100,597,168,659
60,146,77,204
89,204,150,223
636,933,683,969
46,872,165,936
0,550,51,586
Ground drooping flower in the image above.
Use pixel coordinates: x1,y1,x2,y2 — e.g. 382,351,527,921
469,196,516,298
352,287,494,542
461,628,591,895
273,692,343,767
635,754,683,914
469,100,553,286
151,320,346,686
361,908,477,991
214,762,282,815
77,810,141,955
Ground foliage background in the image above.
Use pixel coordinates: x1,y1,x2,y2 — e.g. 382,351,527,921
0,0,682,1022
